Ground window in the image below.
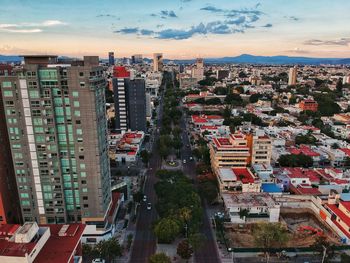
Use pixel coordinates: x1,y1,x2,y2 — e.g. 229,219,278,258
73,101,80,107
80,163,86,169
3,90,13,97
29,90,39,98
20,193,29,199
2,81,12,88
72,91,79,97
74,110,81,117
80,172,86,177
76,129,82,135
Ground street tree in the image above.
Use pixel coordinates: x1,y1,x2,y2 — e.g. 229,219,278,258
154,217,181,243
140,150,151,166
188,233,206,251
177,239,194,262
149,252,171,263
95,237,122,262
253,223,289,263
312,235,335,263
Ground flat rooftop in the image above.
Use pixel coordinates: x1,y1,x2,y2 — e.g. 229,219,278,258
222,192,276,207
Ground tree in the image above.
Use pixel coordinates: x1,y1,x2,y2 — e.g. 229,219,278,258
82,244,99,259
154,217,181,243
225,93,243,106
95,237,122,262
177,239,193,262
295,134,316,145
278,154,313,168
249,93,263,103
188,233,206,251
253,223,289,263
149,252,171,263
312,235,335,263
198,181,218,203
239,208,249,220
140,150,150,166
133,191,144,203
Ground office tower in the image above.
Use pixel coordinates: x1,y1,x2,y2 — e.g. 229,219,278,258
113,66,146,132
0,55,111,224
108,52,115,66
145,93,152,118
192,58,204,81
131,54,143,64
153,53,163,72
0,82,21,224
288,66,297,86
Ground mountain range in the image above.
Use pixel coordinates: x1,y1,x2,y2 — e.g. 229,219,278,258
1,54,350,65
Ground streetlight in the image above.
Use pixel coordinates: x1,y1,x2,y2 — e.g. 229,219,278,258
228,247,234,262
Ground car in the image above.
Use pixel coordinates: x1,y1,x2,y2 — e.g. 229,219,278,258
143,195,147,202
187,144,190,148
92,259,105,263
147,202,152,210
183,159,186,164
189,156,193,161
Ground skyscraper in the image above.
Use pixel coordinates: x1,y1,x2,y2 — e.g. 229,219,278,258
288,66,297,86
0,81,21,224
113,66,146,133
108,52,115,66
0,55,111,224
153,53,163,72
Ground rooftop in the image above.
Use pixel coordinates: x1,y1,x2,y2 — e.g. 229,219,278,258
222,192,276,207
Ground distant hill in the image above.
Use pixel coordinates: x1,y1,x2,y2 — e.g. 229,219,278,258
0,55,22,63
167,54,350,65
2,54,350,65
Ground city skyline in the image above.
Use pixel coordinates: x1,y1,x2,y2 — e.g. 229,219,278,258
0,0,350,59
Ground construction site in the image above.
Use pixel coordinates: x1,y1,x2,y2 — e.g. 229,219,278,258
225,208,342,248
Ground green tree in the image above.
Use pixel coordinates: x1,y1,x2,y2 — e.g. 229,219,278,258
154,217,181,243
253,223,289,263
133,191,144,203
149,252,171,263
140,150,151,166
188,233,206,251
95,237,122,262
198,181,218,203
225,93,243,106
177,239,193,262
249,93,263,103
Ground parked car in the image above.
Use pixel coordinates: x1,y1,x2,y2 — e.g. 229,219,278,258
92,259,105,263
183,159,186,164
143,195,147,202
147,202,152,210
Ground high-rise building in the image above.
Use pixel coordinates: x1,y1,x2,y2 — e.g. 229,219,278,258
153,53,163,72
288,66,297,86
192,58,204,81
0,55,111,224
131,54,143,64
108,52,115,66
0,80,21,224
113,66,146,132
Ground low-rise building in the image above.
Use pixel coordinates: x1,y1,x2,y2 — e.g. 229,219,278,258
222,192,280,223
0,222,85,263
299,99,318,112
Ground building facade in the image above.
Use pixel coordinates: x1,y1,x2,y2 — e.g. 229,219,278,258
0,55,111,224
0,84,21,224
288,66,297,86
108,52,115,66
153,53,163,72
113,66,146,132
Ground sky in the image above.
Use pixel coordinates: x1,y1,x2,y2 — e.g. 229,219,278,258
0,0,350,59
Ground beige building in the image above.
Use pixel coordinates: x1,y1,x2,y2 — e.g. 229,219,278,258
153,53,163,72
209,133,251,170
249,130,272,166
288,66,297,86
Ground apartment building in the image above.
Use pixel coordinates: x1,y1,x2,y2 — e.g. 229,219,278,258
0,55,111,224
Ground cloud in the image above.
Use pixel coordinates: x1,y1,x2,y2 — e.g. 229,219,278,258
262,23,272,28
115,27,139,34
96,14,119,19
200,6,223,13
284,16,299,21
181,0,192,2
115,4,267,40
0,20,66,33
304,38,350,46
286,47,310,54
140,29,154,35
255,3,261,8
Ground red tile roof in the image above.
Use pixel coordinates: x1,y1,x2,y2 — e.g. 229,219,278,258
327,204,350,227
232,168,255,184
289,145,320,157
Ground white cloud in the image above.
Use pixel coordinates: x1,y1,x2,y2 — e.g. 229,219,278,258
0,20,66,33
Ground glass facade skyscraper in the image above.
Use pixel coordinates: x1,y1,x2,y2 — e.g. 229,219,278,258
0,56,111,224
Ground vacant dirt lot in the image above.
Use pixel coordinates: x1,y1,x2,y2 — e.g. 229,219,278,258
225,208,341,248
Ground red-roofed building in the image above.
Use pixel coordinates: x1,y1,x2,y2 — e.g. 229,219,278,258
113,66,130,78
288,145,321,163
299,99,318,112
210,133,251,170
191,114,224,128
0,222,85,263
